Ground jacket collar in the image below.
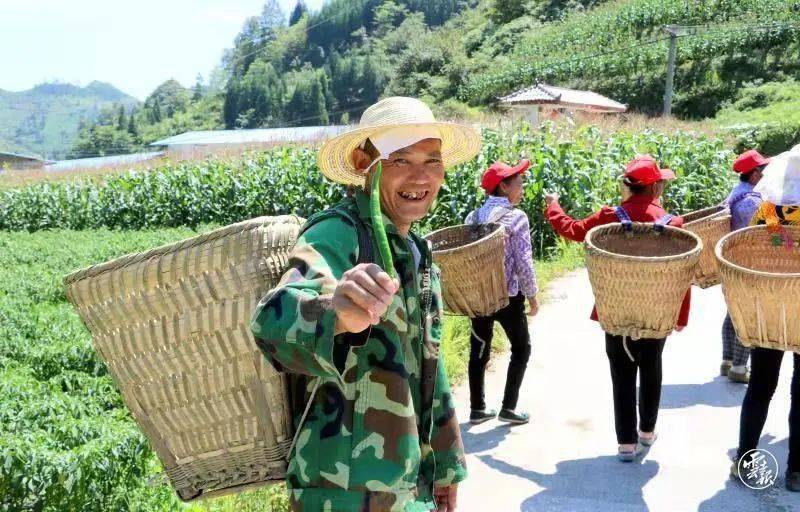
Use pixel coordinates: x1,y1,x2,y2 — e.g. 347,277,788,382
483,196,513,209
622,194,662,208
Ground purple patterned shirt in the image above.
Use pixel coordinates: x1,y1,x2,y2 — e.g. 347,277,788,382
465,196,538,298
724,181,762,231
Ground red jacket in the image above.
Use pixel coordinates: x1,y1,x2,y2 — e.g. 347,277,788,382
546,195,691,327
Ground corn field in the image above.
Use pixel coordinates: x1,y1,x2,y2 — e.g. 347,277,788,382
0,124,734,258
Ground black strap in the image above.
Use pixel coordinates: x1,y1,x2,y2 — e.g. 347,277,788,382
301,206,374,265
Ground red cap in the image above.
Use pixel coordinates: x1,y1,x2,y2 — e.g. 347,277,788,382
624,155,675,185
733,150,770,174
481,159,531,194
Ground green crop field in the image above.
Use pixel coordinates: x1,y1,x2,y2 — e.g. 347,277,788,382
0,123,737,511
461,0,800,119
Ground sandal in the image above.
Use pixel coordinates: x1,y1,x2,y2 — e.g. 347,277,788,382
638,431,658,447
618,445,636,462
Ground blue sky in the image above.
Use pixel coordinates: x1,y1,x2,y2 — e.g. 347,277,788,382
1,0,325,100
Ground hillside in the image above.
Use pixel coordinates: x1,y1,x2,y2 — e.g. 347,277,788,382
68,0,800,159
457,0,800,119
0,81,138,159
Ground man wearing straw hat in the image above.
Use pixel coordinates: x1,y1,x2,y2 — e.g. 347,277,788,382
251,97,481,511
719,149,769,384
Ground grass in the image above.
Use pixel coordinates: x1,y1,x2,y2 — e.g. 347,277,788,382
714,80,800,128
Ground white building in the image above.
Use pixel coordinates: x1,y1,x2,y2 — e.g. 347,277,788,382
150,126,349,159
500,84,627,125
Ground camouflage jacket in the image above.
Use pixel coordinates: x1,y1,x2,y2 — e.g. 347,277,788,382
251,191,467,512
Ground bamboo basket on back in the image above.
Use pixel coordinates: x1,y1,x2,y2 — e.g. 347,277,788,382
64,216,303,501
425,223,508,317
716,226,800,353
585,222,703,339
682,204,731,288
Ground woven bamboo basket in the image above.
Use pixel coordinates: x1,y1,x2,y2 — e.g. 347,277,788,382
425,223,508,317
584,223,703,339
682,205,731,288
716,226,800,353
63,216,304,501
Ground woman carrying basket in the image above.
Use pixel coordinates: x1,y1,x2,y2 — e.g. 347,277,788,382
464,159,539,426
732,149,800,492
544,154,690,462
720,149,769,384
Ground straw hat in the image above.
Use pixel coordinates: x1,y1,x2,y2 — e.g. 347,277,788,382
317,97,482,186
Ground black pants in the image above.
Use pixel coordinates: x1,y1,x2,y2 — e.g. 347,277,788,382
738,347,800,472
468,293,531,411
605,334,666,444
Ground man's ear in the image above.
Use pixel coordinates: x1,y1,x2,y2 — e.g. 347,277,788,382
352,147,374,173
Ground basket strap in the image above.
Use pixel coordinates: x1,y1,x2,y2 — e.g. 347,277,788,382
472,206,513,225
286,378,321,462
653,214,675,234
614,206,633,232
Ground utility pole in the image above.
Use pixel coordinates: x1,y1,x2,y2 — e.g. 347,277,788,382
662,25,679,116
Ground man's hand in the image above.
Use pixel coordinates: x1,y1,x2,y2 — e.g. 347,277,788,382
433,484,458,512
527,296,539,317
674,325,685,332
332,263,399,335
544,191,559,206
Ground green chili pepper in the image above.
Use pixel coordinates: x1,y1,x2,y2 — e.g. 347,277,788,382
370,162,397,279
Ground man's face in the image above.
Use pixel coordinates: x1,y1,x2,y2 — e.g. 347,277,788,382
374,138,445,230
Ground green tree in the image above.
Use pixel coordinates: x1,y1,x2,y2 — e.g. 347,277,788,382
373,1,409,37
68,125,135,158
116,104,127,132
360,56,382,105
260,0,286,39
289,1,308,26
224,60,285,128
286,74,329,126
127,108,139,139
144,80,191,123
490,0,527,24
192,73,205,101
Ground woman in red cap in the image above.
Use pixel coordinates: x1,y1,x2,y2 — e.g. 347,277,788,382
544,154,690,462
719,149,769,384
464,159,539,425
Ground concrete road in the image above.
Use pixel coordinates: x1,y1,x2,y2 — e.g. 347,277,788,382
454,270,799,512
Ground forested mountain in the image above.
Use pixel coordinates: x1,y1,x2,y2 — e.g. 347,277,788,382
0,82,138,159
66,0,800,158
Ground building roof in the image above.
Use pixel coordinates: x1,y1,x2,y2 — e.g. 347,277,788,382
500,84,627,113
0,151,50,163
45,151,164,171
150,126,350,147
